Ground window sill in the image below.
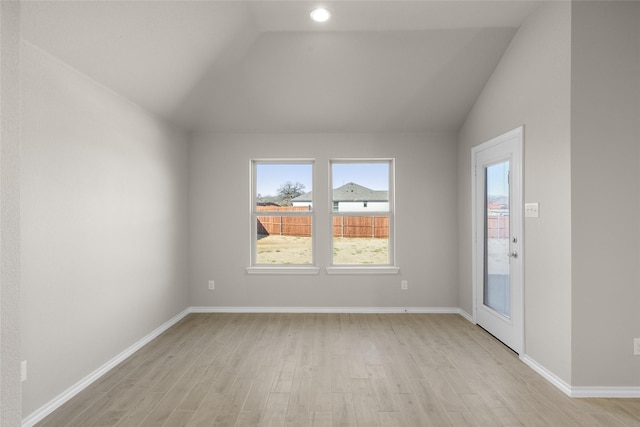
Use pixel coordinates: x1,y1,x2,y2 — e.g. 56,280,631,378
246,266,321,275
325,266,400,275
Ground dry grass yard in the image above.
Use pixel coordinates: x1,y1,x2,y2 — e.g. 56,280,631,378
35,313,640,426
332,237,388,265
256,235,388,265
256,235,313,264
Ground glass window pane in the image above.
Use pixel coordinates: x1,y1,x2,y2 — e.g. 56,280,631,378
484,161,511,318
256,163,312,209
255,217,312,264
331,162,389,212
330,160,393,266
332,215,389,265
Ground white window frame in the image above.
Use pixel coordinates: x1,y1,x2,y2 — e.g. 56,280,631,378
246,159,319,275
326,158,399,275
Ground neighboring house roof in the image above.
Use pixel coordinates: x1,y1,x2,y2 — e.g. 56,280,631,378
487,195,509,207
293,182,388,203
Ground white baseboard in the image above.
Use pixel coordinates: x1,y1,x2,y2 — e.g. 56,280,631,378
520,354,573,396
457,308,474,323
20,306,467,425
24,306,638,426
570,386,640,398
21,308,190,427
520,354,640,398
188,306,463,314
21,306,465,426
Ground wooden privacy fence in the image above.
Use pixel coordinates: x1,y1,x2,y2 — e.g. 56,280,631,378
256,206,389,238
256,207,508,239
333,216,388,238
257,215,313,237
487,215,510,239
256,206,312,237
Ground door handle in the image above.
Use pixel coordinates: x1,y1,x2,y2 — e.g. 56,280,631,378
507,251,518,258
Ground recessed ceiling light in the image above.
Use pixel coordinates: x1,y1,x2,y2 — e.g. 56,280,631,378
310,8,331,23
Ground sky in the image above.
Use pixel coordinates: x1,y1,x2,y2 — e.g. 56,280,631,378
256,162,390,197
256,164,312,197
486,160,510,197
256,161,506,198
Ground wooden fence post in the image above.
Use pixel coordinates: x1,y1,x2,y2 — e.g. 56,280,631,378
372,216,375,238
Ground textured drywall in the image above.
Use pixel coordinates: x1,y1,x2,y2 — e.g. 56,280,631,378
188,132,459,309
458,2,572,382
20,42,189,416
570,1,640,387
1,1,22,425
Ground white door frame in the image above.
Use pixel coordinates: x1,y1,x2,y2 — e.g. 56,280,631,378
471,126,524,354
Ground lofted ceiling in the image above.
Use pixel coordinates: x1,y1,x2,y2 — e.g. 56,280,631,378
21,1,540,133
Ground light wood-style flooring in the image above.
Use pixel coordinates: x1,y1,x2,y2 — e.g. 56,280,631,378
36,313,640,426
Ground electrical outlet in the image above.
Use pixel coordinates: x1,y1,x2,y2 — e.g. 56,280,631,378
208,280,215,290
401,280,408,290
21,361,27,382
634,338,640,356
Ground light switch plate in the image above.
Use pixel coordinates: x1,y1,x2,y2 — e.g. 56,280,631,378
525,202,539,218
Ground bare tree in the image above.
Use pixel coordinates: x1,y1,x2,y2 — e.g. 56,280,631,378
277,181,305,206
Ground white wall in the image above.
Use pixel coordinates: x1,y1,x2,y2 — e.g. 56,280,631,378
336,202,389,213
291,202,390,212
15,6,639,424
20,43,189,416
1,1,22,425
570,1,640,387
189,132,458,309
458,2,573,382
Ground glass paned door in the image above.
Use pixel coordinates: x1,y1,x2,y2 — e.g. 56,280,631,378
473,126,523,354
484,161,510,318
